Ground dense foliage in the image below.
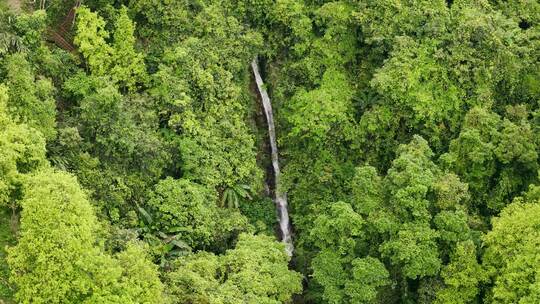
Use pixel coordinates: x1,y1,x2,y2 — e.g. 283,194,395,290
0,0,538,303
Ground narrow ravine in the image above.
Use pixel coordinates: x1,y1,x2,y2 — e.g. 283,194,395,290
251,58,294,256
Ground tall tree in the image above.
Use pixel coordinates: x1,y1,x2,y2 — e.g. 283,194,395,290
0,84,47,210
7,170,164,303
110,6,147,91
167,234,302,304
2,53,56,140
74,6,113,76
482,199,540,303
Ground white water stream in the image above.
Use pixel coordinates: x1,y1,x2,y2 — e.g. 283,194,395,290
251,58,294,256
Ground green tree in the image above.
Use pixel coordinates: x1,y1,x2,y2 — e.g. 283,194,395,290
7,169,104,303
145,177,219,249
0,84,47,301
353,104,404,172
363,136,475,301
371,36,464,146
346,257,390,304
57,76,170,222
111,6,147,91
310,202,365,256
0,84,47,209
145,177,252,252
167,234,302,304
354,0,448,49
435,240,486,304
309,201,391,303
482,200,540,303
113,242,165,303
489,0,539,27
380,223,441,279
447,0,531,105
2,53,56,140
441,107,538,213
285,68,354,144
7,170,164,303
75,6,147,91
350,165,383,215
74,6,113,76
151,31,262,190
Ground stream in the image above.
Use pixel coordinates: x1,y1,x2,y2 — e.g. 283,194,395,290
251,58,294,256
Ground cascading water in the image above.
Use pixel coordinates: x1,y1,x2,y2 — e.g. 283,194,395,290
251,58,294,256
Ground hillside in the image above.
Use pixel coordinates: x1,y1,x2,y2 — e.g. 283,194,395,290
0,0,539,303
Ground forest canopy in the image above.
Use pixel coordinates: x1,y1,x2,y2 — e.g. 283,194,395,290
0,0,539,303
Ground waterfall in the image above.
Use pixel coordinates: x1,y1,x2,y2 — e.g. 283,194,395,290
251,58,294,256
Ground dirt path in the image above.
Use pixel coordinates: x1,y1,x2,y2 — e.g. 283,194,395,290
6,0,21,13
